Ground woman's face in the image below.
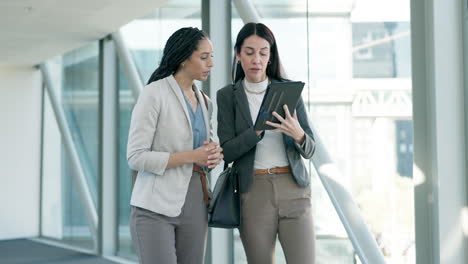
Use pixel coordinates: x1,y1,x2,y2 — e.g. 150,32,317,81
236,35,271,83
182,39,214,81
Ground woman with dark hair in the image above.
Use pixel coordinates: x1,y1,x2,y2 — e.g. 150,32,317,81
217,22,316,263
127,27,223,264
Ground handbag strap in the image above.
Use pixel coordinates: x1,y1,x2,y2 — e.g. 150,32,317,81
224,162,234,170
223,84,237,171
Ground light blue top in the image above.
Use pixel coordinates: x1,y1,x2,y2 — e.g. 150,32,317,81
181,89,207,150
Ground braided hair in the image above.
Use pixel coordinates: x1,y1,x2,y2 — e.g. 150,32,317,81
147,27,209,84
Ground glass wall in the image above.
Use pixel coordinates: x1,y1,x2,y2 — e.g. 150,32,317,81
41,43,100,250
38,0,414,263
116,62,135,259
232,0,414,263
116,0,202,259
119,0,202,83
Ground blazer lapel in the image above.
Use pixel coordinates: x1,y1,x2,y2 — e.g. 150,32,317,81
166,75,192,131
233,80,253,126
194,85,210,141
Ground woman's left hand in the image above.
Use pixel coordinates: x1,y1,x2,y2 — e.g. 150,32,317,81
203,141,224,168
266,105,305,144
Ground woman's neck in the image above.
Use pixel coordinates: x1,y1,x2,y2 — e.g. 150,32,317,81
244,77,269,85
244,75,268,84
174,72,194,92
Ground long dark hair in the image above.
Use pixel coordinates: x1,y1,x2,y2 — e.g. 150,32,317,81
147,27,209,84
233,23,283,83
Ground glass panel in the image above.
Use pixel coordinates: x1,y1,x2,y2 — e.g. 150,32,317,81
352,22,411,78
116,61,136,260
232,0,414,263
120,0,202,84
62,45,100,206
41,42,100,250
116,0,202,259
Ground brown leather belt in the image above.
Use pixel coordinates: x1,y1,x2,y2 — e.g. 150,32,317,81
254,166,291,175
193,164,210,206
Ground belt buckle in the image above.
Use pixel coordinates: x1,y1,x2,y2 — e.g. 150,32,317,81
267,168,273,175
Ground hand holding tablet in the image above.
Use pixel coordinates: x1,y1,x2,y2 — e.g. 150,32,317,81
253,81,305,130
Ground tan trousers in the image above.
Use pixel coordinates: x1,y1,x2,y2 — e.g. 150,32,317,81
239,173,316,264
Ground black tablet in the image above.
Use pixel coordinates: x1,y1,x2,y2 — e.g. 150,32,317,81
253,81,305,130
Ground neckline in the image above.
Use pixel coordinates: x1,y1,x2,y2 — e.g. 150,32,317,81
181,87,199,113
243,78,269,94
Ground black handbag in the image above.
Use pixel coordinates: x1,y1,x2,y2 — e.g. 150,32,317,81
208,163,241,228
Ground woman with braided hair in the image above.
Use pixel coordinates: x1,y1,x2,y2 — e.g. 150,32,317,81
127,27,223,264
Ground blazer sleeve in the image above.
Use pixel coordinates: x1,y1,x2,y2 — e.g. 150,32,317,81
127,86,170,175
216,87,262,163
292,98,316,159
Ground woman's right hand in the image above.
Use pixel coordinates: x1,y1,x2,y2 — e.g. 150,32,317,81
193,141,223,168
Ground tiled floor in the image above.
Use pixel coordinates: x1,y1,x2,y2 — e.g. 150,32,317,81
0,239,118,264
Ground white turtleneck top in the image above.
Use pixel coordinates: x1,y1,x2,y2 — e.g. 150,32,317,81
243,78,289,169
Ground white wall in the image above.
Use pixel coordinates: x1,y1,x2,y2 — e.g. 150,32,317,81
0,66,42,240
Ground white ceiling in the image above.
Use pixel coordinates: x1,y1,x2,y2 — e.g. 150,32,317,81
0,0,167,66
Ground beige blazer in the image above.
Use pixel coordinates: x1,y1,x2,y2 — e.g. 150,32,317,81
127,75,212,217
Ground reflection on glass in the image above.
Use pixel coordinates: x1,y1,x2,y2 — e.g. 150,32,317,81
120,0,202,83
232,0,414,263
117,62,136,259
352,22,411,78
116,0,202,259
41,42,100,250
